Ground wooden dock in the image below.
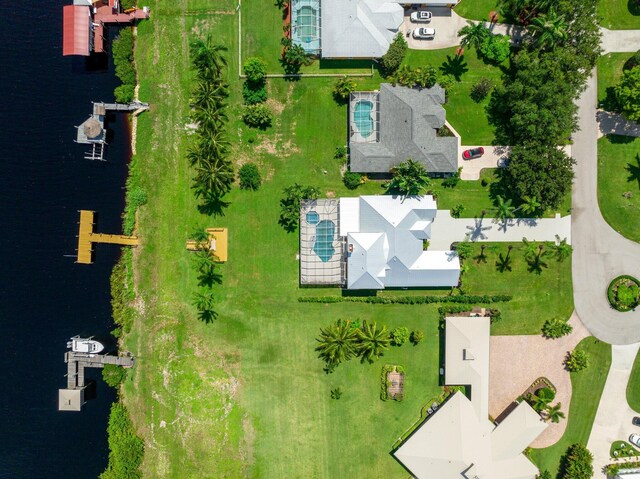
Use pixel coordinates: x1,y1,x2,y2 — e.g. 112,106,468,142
77,210,138,264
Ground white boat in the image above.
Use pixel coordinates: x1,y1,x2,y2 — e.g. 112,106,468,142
67,336,105,354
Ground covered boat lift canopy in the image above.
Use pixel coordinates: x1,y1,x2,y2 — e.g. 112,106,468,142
62,5,91,56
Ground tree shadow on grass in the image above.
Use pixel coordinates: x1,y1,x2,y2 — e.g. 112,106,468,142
198,308,218,323
626,153,640,189
198,196,230,217
629,0,640,16
439,55,469,81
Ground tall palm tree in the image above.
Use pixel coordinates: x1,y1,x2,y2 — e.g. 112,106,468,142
386,159,431,196
192,155,235,199
357,321,390,364
192,80,228,112
193,105,229,134
458,22,491,51
494,195,516,223
474,244,488,264
517,195,541,216
190,36,228,81
496,245,514,272
192,290,217,323
521,237,538,260
528,9,568,50
544,402,566,423
315,320,359,367
551,235,572,262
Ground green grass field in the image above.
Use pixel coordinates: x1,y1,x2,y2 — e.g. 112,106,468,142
598,135,640,242
453,0,500,22
598,53,634,107
598,0,640,30
529,337,612,476
124,1,575,477
627,349,640,412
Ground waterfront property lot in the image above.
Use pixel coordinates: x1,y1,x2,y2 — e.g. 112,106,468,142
598,0,640,30
128,2,574,477
598,135,640,242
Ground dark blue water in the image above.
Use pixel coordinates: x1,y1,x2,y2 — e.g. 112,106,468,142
0,1,130,477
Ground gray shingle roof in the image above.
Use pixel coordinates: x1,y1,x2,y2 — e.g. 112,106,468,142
349,83,458,174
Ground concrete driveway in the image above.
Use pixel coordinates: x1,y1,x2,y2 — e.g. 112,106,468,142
400,7,467,50
601,28,640,54
459,146,510,180
587,343,640,477
490,314,589,448
430,210,571,249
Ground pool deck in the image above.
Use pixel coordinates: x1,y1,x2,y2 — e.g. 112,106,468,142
350,94,379,143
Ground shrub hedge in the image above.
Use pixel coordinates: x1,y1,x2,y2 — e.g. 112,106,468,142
298,294,512,304
607,275,640,312
112,28,136,103
100,402,144,479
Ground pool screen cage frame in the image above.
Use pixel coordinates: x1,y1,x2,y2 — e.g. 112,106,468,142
349,91,381,144
291,0,322,55
299,199,347,286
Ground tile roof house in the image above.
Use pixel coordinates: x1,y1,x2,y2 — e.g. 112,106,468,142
393,316,547,479
339,195,460,289
349,84,458,175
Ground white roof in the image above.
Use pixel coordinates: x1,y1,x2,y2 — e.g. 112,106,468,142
394,317,547,479
340,195,460,289
321,0,404,58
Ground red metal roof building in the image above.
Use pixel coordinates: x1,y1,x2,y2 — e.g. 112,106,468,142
62,6,91,56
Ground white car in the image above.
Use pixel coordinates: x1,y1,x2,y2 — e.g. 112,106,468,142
410,11,432,23
412,27,435,40
630,434,640,447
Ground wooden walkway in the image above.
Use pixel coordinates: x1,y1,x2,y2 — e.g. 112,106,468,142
77,210,138,264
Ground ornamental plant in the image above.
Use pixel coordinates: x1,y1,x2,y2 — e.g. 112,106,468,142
390,327,410,346
380,33,407,77
410,330,425,345
343,171,363,190
333,76,356,104
566,349,590,372
238,163,262,190
242,104,273,129
541,318,573,339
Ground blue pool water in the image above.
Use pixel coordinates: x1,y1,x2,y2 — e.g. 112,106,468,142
354,101,374,138
306,211,319,225
314,220,335,262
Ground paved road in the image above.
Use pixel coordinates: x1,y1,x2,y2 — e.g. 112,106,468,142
587,343,640,477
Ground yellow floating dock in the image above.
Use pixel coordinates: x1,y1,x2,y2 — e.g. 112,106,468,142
77,210,138,264
186,227,228,262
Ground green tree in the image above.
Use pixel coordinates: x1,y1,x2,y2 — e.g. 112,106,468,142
192,290,217,323
238,163,262,190
380,33,408,77
560,444,593,479
243,57,267,84
279,183,321,232
470,77,493,102
544,402,566,423
192,155,235,199
410,330,425,345
333,76,356,104
479,34,511,63
493,195,516,223
537,470,552,479
614,66,640,123
528,387,555,412
100,403,144,479
541,318,573,338
356,321,390,363
281,38,309,74
458,22,490,50
529,9,568,50
517,195,541,216
455,241,474,260
190,36,228,82
566,349,590,372
343,171,363,190
315,320,359,368
390,327,410,346
386,159,431,196
102,364,127,388
551,235,572,262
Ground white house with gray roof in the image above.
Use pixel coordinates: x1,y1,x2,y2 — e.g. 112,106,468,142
394,316,547,479
349,84,458,175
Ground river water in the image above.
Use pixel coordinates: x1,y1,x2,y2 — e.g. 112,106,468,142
0,1,131,477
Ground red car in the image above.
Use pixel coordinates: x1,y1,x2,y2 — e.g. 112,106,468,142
462,147,485,160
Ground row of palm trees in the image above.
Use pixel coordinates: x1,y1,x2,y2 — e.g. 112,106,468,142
189,36,235,207
315,320,391,370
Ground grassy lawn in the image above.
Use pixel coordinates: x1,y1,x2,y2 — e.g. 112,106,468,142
529,337,612,476
453,0,500,22
627,349,640,412
598,53,634,107
463,243,574,335
598,135,640,242
598,0,640,30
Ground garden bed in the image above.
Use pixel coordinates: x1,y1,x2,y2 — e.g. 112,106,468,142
611,440,640,459
381,364,405,401
607,275,640,312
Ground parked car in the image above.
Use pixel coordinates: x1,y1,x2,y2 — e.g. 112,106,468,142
630,433,640,447
634,417,640,426
410,11,432,23
462,147,484,160
412,27,436,40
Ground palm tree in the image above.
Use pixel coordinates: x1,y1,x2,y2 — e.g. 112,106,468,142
457,22,491,51
517,195,541,216
192,156,235,199
190,36,228,81
386,159,431,196
494,195,516,223
526,243,550,274
193,104,229,134
544,402,566,423
192,80,228,112
551,235,572,262
474,244,488,264
521,237,538,260
528,9,568,50
192,290,217,323
315,320,358,367
357,321,391,364
496,245,514,272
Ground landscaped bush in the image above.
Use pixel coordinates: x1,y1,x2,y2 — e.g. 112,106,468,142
441,168,461,189
607,275,640,311
566,349,590,372
242,57,268,105
559,444,593,479
470,77,493,102
330,387,343,399
410,330,424,345
334,145,347,160
243,57,267,83
333,76,356,104
242,82,267,104
280,38,310,74
613,67,640,123
238,163,262,190
479,34,511,64
343,171,363,190
380,33,407,77
242,104,273,129
279,183,320,232
625,51,640,71
112,28,137,103
100,402,144,479
541,318,573,338
102,364,128,388
390,327,410,346
298,294,512,304
451,204,465,218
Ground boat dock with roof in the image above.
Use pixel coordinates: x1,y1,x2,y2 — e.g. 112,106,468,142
76,210,138,264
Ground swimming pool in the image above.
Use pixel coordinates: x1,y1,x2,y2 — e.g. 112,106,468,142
306,211,319,225
313,220,336,262
295,5,317,42
354,101,374,139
